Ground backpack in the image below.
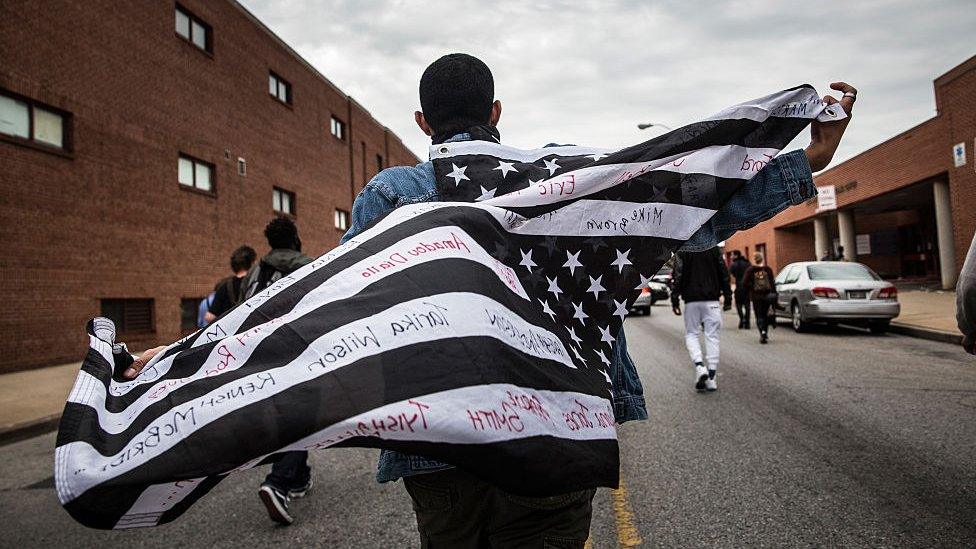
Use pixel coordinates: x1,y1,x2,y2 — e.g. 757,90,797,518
240,261,285,303
752,269,772,293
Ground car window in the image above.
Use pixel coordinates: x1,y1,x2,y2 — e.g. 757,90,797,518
807,263,880,281
784,266,801,284
775,265,792,284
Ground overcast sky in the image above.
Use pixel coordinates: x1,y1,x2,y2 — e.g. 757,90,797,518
241,0,974,167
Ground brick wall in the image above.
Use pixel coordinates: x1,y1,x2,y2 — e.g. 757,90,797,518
0,0,419,372
726,55,976,277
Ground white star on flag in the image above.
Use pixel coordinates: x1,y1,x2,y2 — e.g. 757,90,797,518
493,160,518,178
563,250,583,275
612,299,629,320
597,349,611,366
446,163,469,186
611,249,632,273
519,249,537,272
566,326,582,346
476,186,496,201
588,152,609,162
571,346,586,366
546,276,563,297
542,158,560,176
539,299,556,321
634,273,652,290
571,302,588,324
598,324,615,347
599,369,612,384
587,275,606,300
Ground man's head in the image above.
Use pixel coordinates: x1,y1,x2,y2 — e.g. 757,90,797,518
416,53,501,138
230,245,256,274
265,216,300,251
731,250,741,259
753,252,765,265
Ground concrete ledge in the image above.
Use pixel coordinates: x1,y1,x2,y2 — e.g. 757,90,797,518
0,414,61,447
890,322,963,345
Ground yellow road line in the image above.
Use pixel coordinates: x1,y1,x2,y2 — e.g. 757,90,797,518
611,473,643,547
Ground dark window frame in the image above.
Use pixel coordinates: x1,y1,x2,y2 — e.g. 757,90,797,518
180,297,203,333
0,88,72,156
178,153,216,196
175,3,213,54
334,208,350,231
330,116,345,141
101,298,156,335
376,153,384,173
269,71,292,106
273,186,297,216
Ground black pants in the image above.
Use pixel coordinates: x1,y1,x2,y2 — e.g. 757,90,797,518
264,451,310,491
404,468,596,548
753,298,771,335
735,290,751,324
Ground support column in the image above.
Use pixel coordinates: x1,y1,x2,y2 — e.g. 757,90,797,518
934,180,958,289
813,217,829,261
837,210,856,262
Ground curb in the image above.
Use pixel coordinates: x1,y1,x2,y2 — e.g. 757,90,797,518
0,414,61,447
889,323,963,345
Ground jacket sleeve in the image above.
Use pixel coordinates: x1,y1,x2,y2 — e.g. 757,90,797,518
957,232,976,352
680,150,816,252
742,266,755,295
340,181,398,244
716,251,732,300
670,255,683,307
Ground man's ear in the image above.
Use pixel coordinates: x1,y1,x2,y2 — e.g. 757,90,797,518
489,100,502,126
415,111,433,137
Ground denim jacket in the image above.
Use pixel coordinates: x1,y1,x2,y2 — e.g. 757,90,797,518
340,134,815,483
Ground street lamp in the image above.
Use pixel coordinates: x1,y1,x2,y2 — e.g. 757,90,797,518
637,122,673,131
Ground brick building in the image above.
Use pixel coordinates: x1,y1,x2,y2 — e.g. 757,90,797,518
726,55,976,290
0,1,420,373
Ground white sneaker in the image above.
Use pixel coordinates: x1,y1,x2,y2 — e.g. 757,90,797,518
705,376,717,392
694,363,708,392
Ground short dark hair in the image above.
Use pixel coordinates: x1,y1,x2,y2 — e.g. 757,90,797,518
230,245,256,273
265,216,300,250
731,250,741,258
419,53,494,136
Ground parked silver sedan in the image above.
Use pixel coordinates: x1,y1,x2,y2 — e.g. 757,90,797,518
773,261,900,334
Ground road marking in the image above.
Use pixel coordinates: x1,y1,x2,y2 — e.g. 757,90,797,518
611,472,643,547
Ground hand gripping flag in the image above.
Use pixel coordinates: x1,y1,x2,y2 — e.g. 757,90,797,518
55,86,844,529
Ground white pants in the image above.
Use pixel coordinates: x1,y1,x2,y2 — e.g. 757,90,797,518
683,300,722,370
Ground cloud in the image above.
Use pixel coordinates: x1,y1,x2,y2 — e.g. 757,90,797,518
240,0,975,164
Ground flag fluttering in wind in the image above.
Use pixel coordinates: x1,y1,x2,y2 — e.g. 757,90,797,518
55,86,843,529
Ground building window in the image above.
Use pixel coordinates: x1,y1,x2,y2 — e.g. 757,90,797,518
180,298,202,332
335,209,350,231
175,4,211,53
376,154,384,173
237,157,246,176
178,154,214,193
101,299,155,334
330,116,345,140
269,72,291,104
0,90,70,151
273,187,295,215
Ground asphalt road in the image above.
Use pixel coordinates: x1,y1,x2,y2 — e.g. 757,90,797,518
1,306,974,548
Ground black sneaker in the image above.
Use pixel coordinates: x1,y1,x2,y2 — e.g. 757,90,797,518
288,479,313,499
259,484,294,525
760,332,768,344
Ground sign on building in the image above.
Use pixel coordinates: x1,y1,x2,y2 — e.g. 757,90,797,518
856,234,871,255
816,185,837,212
954,142,967,167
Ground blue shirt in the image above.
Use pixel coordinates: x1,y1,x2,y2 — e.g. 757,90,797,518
341,133,816,482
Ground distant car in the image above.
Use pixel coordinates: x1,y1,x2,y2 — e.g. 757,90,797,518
772,261,900,334
630,281,669,316
652,267,673,286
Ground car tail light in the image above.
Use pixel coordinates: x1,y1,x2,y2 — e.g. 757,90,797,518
878,286,898,300
641,287,650,295
811,287,840,299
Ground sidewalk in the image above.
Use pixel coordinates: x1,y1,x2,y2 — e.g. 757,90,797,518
890,288,962,344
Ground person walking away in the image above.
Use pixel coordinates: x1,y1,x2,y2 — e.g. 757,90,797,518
204,245,256,324
957,231,976,354
671,248,733,392
728,250,752,329
743,253,776,344
243,217,314,525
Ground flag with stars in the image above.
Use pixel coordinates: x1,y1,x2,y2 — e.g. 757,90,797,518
55,86,843,529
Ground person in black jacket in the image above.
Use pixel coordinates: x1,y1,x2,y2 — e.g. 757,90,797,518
671,248,733,392
728,250,752,329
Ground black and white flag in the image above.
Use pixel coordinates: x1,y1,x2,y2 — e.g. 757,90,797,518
55,86,843,529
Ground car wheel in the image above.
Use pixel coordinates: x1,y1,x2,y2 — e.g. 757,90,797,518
869,320,890,335
791,302,810,333
649,297,657,306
